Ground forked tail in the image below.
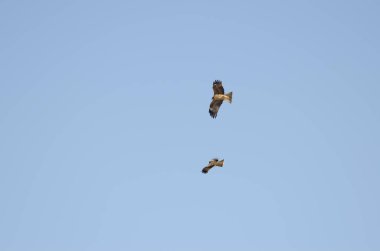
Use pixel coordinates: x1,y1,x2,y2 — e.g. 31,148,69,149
216,159,224,167
225,92,233,103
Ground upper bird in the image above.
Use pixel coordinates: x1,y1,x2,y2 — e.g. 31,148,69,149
202,158,224,174
209,80,233,118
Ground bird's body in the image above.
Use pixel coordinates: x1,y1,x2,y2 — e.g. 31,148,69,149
213,94,232,102
202,158,224,174
209,80,233,118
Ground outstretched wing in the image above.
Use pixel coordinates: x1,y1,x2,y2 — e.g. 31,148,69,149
209,99,223,118
202,163,215,174
213,80,224,95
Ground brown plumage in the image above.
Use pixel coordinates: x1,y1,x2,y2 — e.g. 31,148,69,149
209,80,233,118
202,158,224,174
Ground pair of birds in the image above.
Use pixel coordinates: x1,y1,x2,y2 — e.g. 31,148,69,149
202,80,233,174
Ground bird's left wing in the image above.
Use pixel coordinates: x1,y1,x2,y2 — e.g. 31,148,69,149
209,99,223,118
202,163,214,174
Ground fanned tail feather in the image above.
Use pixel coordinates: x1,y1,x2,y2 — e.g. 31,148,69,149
216,159,224,167
225,92,233,103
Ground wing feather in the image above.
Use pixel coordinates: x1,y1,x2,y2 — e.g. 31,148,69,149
202,163,215,174
209,99,223,118
213,80,224,95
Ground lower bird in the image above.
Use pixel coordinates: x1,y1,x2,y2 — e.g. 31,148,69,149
202,158,224,174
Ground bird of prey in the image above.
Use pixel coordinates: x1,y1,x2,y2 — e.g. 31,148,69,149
209,80,233,118
202,158,224,174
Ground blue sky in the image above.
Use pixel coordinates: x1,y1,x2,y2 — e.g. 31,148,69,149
0,0,379,250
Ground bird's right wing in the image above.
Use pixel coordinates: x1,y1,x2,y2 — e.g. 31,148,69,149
212,80,225,95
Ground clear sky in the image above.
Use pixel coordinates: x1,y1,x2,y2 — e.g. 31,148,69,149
0,0,379,250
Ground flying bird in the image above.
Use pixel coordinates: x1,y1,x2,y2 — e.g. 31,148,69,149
209,80,233,118
202,158,224,174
